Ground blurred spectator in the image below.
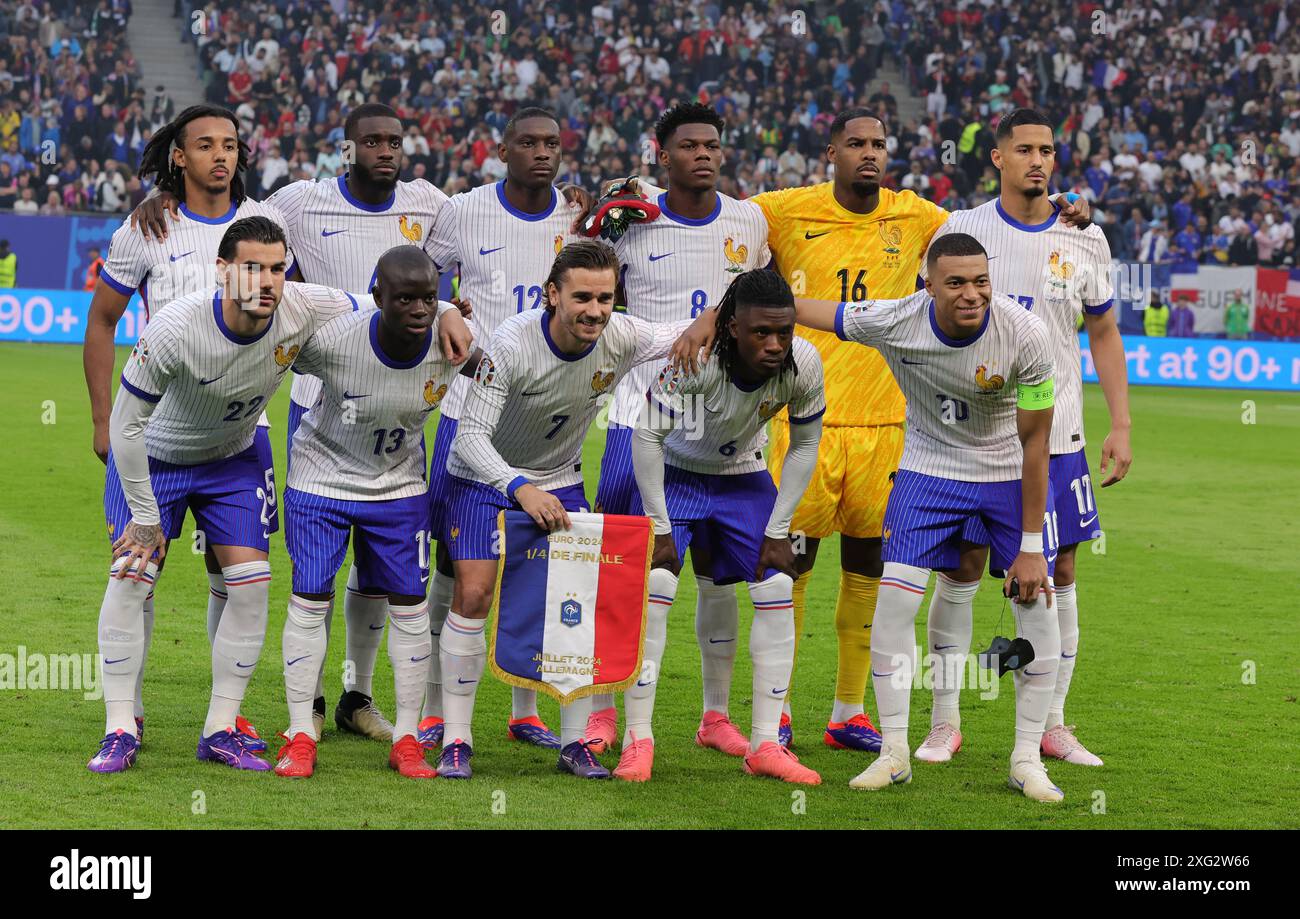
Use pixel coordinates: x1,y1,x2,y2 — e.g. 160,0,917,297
1225,291,1251,340
83,246,104,290
1169,295,1196,338
1144,294,1170,338
0,239,14,287
13,185,39,214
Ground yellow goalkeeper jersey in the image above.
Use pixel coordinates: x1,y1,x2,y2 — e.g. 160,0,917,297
752,183,949,427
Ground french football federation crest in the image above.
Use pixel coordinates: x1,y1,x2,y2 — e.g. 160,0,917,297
274,343,299,368
758,398,787,421
975,363,1005,393
591,369,616,392
723,236,748,273
879,222,901,268
475,356,495,386
450,526,460,540
1046,250,1075,299
424,379,448,406
399,215,423,242
554,234,564,255
560,596,582,628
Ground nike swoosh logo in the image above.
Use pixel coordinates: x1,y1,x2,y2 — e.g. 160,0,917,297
934,644,958,651
103,657,130,665
199,375,225,385
804,230,831,239
368,624,384,631
892,768,910,781
1012,776,1025,789
321,229,346,237
457,677,477,685
236,661,255,669
479,246,505,255
1062,651,1077,659
900,358,926,365
771,687,788,695
522,389,546,396
708,637,735,644
636,680,652,687
286,655,310,666
1023,670,1051,676
169,250,195,261
871,670,895,678
411,653,431,663
343,391,369,400
1081,514,1098,526
262,529,270,539
648,252,673,261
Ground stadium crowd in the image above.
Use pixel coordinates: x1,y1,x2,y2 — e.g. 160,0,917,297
1,0,1298,270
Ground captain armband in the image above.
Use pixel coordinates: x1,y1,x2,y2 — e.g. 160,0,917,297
1016,377,1055,410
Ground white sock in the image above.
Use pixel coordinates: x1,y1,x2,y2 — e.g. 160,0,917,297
747,573,795,750
1048,582,1078,731
98,559,158,735
624,568,675,746
1012,581,1061,763
871,563,930,749
422,570,453,720
133,588,155,719
560,696,593,747
511,686,539,720
927,573,979,729
590,692,615,712
439,610,485,747
204,561,271,736
312,596,333,700
343,566,385,697
282,594,330,740
205,571,227,645
388,600,432,741
830,699,864,723
695,575,738,716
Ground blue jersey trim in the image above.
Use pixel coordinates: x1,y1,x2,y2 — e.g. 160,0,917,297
212,289,275,345
539,309,596,361
369,310,432,368
994,199,1059,233
336,174,395,213
495,180,558,221
789,406,825,424
1083,298,1114,316
928,298,988,347
179,201,238,225
506,475,528,499
834,301,848,340
99,267,136,296
657,191,721,226
119,375,161,403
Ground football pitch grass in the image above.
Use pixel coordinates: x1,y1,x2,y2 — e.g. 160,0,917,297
1,341,1296,829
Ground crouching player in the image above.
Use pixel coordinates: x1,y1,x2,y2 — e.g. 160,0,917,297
440,240,694,780
791,233,1066,802
90,216,359,773
274,247,475,778
630,270,824,784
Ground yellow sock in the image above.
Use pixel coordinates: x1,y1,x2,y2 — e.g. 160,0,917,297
786,571,810,713
833,571,879,718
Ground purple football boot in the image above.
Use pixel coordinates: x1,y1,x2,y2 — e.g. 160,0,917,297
437,740,473,779
197,728,272,770
557,740,611,779
135,716,144,744
88,729,140,773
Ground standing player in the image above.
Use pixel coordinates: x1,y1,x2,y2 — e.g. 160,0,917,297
88,217,357,773
790,233,1065,802
83,104,290,749
586,102,770,757
438,240,693,780
273,247,473,779
627,270,823,785
913,109,1131,767
421,107,582,751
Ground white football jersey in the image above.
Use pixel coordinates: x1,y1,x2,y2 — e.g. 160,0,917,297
267,175,450,410
101,198,291,321
287,305,467,501
925,199,1113,455
836,291,1054,482
423,181,581,419
118,282,361,465
609,191,771,427
646,337,824,475
450,309,693,494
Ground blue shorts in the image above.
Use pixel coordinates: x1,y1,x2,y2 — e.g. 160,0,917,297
961,450,1100,553
593,423,642,515
285,398,310,477
882,469,1056,576
104,431,278,554
664,466,779,586
284,487,430,596
445,475,589,561
426,414,458,540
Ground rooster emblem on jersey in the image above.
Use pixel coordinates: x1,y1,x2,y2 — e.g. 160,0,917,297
399,215,423,242
554,234,565,255
424,379,448,407
757,398,786,421
878,223,902,253
974,364,1005,393
274,343,299,368
591,369,616,392
1048,251,1075,279
723,237,748,273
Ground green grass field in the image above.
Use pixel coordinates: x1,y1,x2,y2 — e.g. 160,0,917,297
1,341,1297,829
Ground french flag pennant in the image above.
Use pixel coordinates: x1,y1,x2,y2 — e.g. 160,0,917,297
490,510,653,703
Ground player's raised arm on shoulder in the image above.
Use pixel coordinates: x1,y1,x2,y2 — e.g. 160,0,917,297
629,313,697,365
435,300,474,364
791,297,843,334
128,186,180,241
422,194,461,274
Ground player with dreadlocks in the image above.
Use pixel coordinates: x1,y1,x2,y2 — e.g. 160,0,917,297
621,269,825,783
83,104,291,754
